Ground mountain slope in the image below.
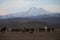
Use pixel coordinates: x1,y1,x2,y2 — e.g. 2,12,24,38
0,7,60,24
0,7,51,19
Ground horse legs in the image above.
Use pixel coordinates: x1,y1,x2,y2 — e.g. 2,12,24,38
1,30,5,34
1,30,2,34
3,31,5,34
1,31,2,34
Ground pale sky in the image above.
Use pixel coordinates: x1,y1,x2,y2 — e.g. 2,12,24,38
0,0,60,15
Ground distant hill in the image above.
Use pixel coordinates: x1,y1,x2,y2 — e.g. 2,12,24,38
0,18,60,29
0,19,47,28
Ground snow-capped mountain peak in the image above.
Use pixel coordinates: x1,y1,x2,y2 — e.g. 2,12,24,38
0,7,60,19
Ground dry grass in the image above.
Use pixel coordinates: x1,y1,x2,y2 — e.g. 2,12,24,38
0,29,60,40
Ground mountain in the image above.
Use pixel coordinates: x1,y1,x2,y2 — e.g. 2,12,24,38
0,7,60,24
0,7,60,19
0,7,52,19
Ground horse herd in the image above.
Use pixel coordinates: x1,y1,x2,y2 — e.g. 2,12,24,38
0,27,54,34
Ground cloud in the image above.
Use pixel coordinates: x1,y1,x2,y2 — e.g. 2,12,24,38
0,10,7,15
24,0,60,5
0,0,60,15
0,0,33,15
34,4,60,12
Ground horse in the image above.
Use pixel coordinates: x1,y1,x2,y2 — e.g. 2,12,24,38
47,28,50,32
0,27,7,34
11,28,21,32
29,28,34,33
52,27,54,31
39,28,45,32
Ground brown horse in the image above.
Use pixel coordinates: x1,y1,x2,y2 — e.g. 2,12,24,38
1,27,7,34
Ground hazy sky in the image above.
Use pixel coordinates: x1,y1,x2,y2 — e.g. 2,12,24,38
0,0,60,15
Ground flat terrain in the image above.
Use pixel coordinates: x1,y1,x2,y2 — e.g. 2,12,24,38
0,29,60,40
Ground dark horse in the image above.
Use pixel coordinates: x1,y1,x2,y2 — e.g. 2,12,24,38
1,27,7,34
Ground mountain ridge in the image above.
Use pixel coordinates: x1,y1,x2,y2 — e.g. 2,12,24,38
0,7,60,24
0,7,52,19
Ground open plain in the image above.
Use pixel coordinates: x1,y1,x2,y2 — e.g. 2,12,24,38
0,29,60,40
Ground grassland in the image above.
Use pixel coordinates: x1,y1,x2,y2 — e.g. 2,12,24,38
0,29,60,40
